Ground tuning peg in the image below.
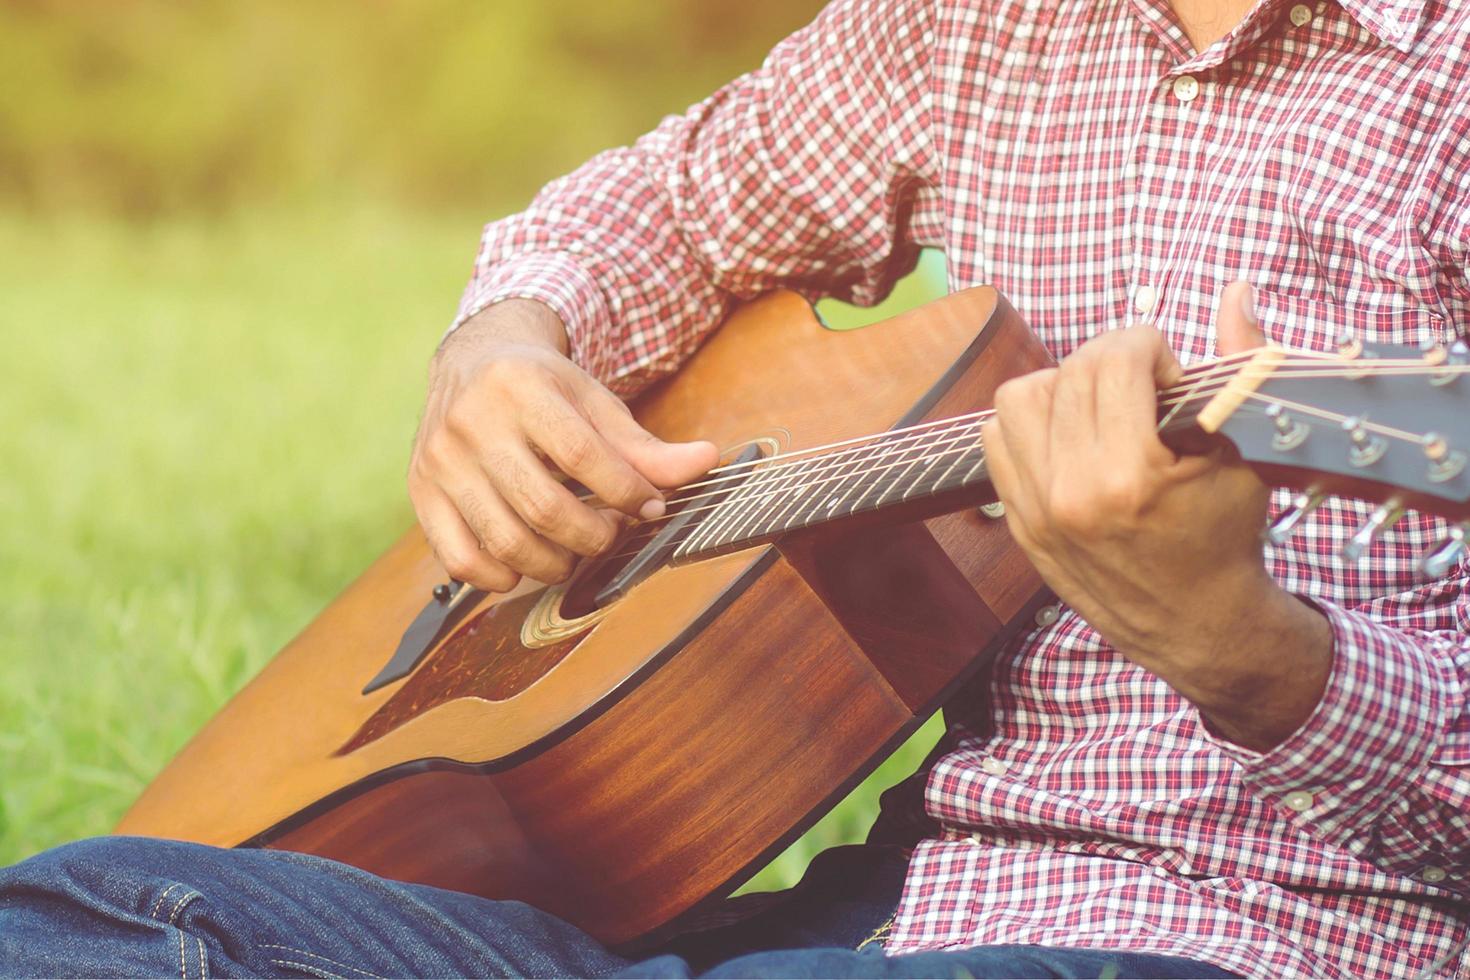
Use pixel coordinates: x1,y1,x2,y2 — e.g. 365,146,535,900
1341,499,1404,562
1422,433,1468,484
1417,525,1469,578
1343,416,1388,467
1430,339,1469,387
1336,329,1363,360
1266,489,1325,545
1264,403,1309,451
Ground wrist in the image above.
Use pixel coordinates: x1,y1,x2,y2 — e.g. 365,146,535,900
1174,581,1333,752
441,298,570,360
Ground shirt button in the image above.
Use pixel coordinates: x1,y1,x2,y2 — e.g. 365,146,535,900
1133,285,1159,316
1284,790,1315,812
1034,603,1062,629
1421,866,1448,884
981,757,1008,777
1289,4,1313,26
1172,75,1200,103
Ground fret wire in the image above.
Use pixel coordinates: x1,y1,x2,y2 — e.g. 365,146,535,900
768,454,837,535
865,427,940,512
725,454,819,550
660,413,989,522
620,346,1432,518
675,456,778,561
921,423,982,497
609,359,1278,520
605,347,1460,562
652,426,996,563
785,429,903,533
681,426,990,560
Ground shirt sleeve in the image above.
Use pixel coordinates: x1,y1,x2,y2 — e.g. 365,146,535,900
449,0,939,397
1202,580,1470,897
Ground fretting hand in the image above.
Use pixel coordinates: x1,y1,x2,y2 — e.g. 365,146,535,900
982,282,1333,752
409,299,719,593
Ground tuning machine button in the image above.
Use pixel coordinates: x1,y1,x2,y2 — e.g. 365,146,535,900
1341,499,1404,562
1418,525,1469,579
1429,339,1468,387
1422,433,1467,484
1266,489,1326,546
1343,417,1387,467
1265,403,1309,451
1337,329,1377,379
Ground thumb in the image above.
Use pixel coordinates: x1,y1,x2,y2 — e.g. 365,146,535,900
586,394,720,491
1215,281,1268,356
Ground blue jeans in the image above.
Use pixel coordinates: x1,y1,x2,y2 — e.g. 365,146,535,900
0,836,1239,978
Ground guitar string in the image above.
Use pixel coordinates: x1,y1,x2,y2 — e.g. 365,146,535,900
591,360,1463,565
578,355,1467,513
606,348,1275,499
580,356,1466,521
591,370,1455,563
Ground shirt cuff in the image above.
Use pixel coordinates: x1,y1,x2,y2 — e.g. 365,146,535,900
447,251,612,372
1201,598,1457,849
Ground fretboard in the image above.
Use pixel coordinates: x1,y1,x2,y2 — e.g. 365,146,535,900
665,367,1218,565
671,418,991,563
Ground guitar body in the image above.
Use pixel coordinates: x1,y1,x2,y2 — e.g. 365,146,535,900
116,287,1053,947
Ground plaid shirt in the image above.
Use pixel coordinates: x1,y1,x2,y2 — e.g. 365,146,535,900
453,0,1470,975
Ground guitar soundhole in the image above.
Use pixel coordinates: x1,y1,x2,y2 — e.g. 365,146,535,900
559,534,642,620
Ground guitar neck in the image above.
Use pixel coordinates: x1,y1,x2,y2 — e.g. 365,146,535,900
670,423,995,563
666,363,1230,565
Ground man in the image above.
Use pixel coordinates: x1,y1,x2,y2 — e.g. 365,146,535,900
2,0,1467,976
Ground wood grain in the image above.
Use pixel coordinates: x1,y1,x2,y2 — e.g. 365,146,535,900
118,286,1054,945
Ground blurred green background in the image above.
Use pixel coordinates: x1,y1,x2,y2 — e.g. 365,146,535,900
0,0,947,891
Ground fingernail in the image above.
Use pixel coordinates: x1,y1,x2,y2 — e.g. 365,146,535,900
639,498,666,520
1241,284,1258,325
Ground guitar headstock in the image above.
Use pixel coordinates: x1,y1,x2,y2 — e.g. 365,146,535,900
1174,336,1470,576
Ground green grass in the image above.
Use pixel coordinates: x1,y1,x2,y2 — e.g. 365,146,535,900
0,209,946,891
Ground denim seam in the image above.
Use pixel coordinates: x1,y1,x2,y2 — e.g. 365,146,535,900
149,883,182,920
269,958,345,979
260,944,387,979
197,936,208,980
165,891,198,925
178,930,187,980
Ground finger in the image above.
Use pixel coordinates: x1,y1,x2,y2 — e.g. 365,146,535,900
482,439,623,559
1215,281,1268,356
521,388,671,519
447,471,578,584
979,414,1044,554
1048,347,1100,469
1095,325,1183,466
410,481,522,592
987,368,1057,511
582,389,720,492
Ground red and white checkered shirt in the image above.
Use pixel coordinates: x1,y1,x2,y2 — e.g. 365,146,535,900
453,0,1470,975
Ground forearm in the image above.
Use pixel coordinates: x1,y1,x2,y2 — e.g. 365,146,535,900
1117,570,1334,753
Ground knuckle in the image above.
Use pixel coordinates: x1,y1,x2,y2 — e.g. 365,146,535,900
569,519,615,557
483,566,521,593
438,547,479,583
1047,491,1098,537
442,399,481,436
482,526,534,567
555,430,598,472
519,488,567,531
542,556,576,585
419,432,454,471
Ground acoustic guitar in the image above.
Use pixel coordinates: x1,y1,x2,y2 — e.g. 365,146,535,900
116,286,1470,948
